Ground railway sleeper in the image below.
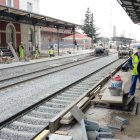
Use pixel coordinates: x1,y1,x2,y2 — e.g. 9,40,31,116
74,85,91,89
17,116,49,126
29,110,54,118
0,128,35,140
67,88,87,92
5,122,43,133
45,102,66,108
65,91,84,95
39,106,62,112
80,82,96,85
52,97,76,102
70,88,88,91
22,115,50,123
62,91,82,95
17,118,49,125
26,112,53,120
51,99,71,104
37,107,61,114
55,95,77,100
70,85,89,89
60,93,80,98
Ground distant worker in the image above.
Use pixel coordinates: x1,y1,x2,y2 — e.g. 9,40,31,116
117,46,119,51
74,40,78,50
128,45,140,96
74,40,77,46
0,51,3,56
48,48,55,57
19,42,25,60
35,45,40,59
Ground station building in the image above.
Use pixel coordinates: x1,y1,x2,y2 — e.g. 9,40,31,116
0,0,76,58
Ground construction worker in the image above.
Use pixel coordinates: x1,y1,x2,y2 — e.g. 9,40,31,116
128,45,140,96
19,42,25,60
35,45,40,59
48,48,55,57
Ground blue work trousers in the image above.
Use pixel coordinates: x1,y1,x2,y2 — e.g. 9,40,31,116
129,75,140,95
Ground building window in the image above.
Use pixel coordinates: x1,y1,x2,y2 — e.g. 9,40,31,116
6,0,13,7
0,33,1,45
27,2,32,12
28,29,33,43
7,26,14,44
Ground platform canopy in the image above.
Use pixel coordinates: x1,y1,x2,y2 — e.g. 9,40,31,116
0,5,79,29
117,0,140,24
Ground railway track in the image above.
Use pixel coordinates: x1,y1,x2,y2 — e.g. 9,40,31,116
0,54,94,80
0,58,127,140
0,55,99,90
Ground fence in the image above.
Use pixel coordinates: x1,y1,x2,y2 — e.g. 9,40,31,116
40,41,87,56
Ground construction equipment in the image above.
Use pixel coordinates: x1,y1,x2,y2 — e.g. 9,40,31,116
118,46,133,58
94,46,109,56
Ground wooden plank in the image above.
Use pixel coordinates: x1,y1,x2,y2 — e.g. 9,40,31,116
8,43,19,61
34,130,50,140
101,88,123,104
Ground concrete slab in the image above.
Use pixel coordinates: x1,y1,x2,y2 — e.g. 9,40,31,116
70,106,86,124
101,88,123,104
101,72,131,104
49,134,73,140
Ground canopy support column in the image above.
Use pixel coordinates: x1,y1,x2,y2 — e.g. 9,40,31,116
72,27,75,53
57,26,60,56
34,25,36,47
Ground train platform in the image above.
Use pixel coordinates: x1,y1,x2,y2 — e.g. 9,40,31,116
0,49,94,70
57,70,140,140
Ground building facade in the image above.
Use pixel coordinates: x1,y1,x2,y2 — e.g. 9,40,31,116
19,0,41,56
0,0,20,51
41,27,72,51
0,0,73,57
0,0,41,56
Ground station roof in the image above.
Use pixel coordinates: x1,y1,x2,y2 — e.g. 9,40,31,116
112,36,133,41
63,33,91,40
0,5,79,29
117,0,140,24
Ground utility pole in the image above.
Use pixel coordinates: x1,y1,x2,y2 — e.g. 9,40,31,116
91,13,93,47
109,0,113,38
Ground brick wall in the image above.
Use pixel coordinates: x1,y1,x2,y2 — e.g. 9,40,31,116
0,0,6,5
0,0,19,8
14,0,19,9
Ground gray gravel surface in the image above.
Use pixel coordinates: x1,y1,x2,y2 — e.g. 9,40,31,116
0,54,118,123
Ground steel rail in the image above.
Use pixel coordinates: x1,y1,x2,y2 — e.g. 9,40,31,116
0,56,99,90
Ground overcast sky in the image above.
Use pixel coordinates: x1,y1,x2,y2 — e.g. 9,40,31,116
40,0,140,41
